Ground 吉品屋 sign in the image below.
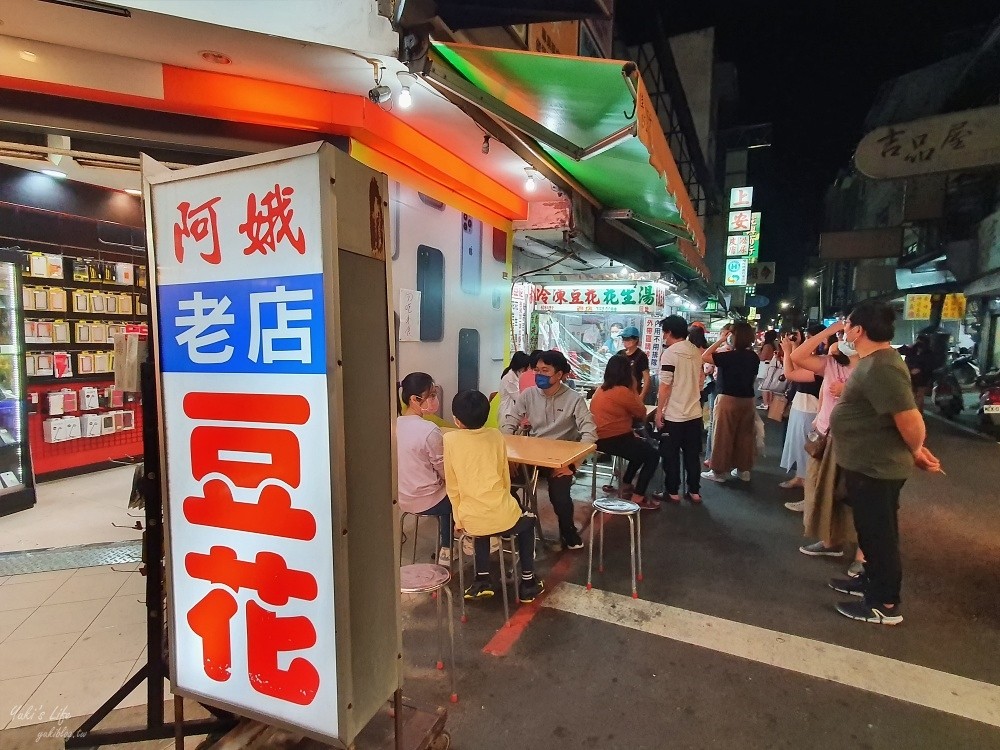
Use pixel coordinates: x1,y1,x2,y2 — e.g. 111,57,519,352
728,210,752,233
856,105,1000,180
727,234,750,256
532,283,659,313
747,262,776,285
730,186,753,209
146,143,399,746
904,293,966,321
725,258,748,286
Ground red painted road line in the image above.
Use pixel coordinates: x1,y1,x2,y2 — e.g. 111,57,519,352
481,550,577,657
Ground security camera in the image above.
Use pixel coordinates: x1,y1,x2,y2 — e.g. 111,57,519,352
368,85,392,104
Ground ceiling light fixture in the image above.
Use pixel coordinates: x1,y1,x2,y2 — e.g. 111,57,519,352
524,167,539,193
125,188,141,196
200,50,232,65
19,51,37,62
39,0,131,17
396,71,417,110
41,169,67,179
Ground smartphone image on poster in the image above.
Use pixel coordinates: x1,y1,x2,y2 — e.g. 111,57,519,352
460,213,482,295
416,245,444,342
458,328,480,393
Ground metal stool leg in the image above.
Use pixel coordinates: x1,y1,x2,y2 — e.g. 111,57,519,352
592,455,597,502
636,510,643,582
627,514,638,599
412,515,420,565
457,533,467,623
598,510,605,574
586,508,598,591
435,581,444,670
497,536,511,625
443,585,458,703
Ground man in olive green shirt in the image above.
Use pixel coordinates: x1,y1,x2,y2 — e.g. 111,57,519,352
828,300,941,626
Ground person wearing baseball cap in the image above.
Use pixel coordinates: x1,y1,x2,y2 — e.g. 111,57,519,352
617,326,651,401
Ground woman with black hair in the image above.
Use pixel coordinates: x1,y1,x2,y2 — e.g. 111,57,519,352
590,355,661,509
397,372,453,566
499,351,531,425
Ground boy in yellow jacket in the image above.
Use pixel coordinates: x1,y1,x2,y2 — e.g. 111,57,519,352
444,390,543,603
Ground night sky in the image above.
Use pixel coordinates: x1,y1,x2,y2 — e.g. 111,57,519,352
616,1,999,309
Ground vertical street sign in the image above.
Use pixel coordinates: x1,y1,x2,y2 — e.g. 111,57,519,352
146,143,399,747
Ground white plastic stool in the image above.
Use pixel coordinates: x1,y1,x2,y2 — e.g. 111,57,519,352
399,563,458,703
587,497,643,599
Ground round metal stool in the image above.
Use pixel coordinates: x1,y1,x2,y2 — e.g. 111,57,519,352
399,563,458,703
587,497,643,599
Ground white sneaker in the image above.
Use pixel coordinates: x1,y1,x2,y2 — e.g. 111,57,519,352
756,404,768,410
437,546,452,567
784,500,805,512
731,470,751,482
700,470,728,483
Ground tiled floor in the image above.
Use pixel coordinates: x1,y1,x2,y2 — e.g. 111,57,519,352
0,465,140,552
0,563,169,731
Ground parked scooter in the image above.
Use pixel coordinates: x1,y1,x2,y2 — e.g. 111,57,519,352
932,364,964,419
949,348,981,387
977,369,1000,436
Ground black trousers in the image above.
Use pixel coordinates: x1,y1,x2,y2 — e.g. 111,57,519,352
660,418,703,495
539,468,577,540
473,515,536,577
842,468,906,606
596,433,659,496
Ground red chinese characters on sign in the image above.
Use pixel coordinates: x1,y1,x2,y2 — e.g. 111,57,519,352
553,290,568,304
174,198,223,265
584,289,599,305
240,184,307,257
181,391,320,706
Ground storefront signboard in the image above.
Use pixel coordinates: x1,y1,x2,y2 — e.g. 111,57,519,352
727,234,750,256
533,283,658,313
725,258,748,286
747,262,776,285
642,316,664,369
146,143,399,746
904,293,966,321
728,210,752,233
730,186,753,209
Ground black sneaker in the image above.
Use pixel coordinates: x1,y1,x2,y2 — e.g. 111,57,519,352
828,577,865,597
835,600,903,625
463,579,496,600
518,578,545,603
562,530,585,550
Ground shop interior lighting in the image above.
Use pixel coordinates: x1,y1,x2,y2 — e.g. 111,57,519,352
124,188,141,196
200,50,232,65
19,51,37,62
524,168,539,193
41,169,66,179
397,71,417,110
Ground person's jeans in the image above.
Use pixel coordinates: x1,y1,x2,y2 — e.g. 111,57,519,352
539,468,578,541
473,514,536,577
841,468,905,606
705,390,718,459
596,433,659,496
419,496,453,550
661,418,703,495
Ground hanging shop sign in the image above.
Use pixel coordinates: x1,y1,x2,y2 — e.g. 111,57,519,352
856,105,1000,180
725,258,748,287
904,293,967,321
642,316,664,369
146,143,399,746
727,234,750,256
728,210,752,233
747,262,776,285
532,283,659,313
730,186,753,209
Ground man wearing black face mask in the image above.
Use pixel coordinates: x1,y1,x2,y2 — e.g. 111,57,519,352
502,350,598,550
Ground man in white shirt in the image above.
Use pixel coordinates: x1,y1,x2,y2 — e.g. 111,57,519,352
655,315,706,503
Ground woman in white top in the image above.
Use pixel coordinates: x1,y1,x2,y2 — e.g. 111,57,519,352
397,372,452,566
499,351,532,426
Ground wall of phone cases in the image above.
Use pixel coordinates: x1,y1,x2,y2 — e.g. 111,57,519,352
21,251,146,477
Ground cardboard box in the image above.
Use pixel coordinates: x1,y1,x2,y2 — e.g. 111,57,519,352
82,413,102,437
100,413,116,435
64,416,81,440
81,386,99,410
43,417,68,442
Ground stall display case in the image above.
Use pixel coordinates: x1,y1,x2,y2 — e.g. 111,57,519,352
21,251,146,478
0,248,36,517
